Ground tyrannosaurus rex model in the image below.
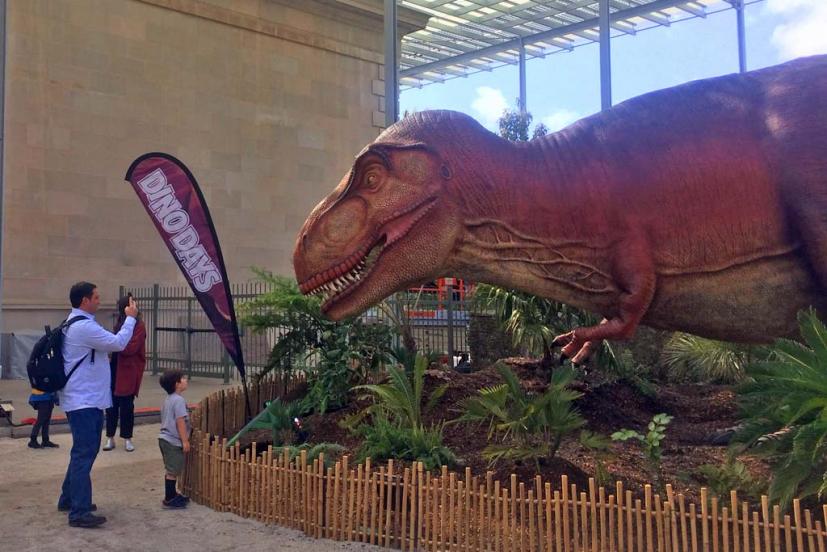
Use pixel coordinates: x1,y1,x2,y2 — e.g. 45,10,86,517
293,55,827,363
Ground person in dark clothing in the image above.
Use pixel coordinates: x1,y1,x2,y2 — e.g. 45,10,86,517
454,353,471,374
28,389,59,449
103,294,146,453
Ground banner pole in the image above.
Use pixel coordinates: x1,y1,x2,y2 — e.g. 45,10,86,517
241,372,252,422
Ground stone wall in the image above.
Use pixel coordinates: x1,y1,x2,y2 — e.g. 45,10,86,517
2,0,426,330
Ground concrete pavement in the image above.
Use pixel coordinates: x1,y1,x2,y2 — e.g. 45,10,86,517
0,371,239,438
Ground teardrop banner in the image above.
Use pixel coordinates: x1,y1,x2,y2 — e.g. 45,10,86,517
125,152,251,418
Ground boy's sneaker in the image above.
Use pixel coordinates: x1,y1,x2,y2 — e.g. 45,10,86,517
162,495,188,509
124,439,135,452
102,438,115,451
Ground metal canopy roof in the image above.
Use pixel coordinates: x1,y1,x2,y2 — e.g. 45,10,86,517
398,0,745,88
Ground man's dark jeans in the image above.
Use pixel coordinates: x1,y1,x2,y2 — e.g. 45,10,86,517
58,408,103,521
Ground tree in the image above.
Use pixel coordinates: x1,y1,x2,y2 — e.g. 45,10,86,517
497,100,548,142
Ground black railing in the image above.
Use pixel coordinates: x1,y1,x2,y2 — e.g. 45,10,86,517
120,283,475,381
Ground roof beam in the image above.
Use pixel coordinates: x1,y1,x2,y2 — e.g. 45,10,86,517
400,0,716,78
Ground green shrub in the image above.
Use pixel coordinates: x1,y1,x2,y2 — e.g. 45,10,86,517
696,458,766,502
352,355,456,470
240,270,394,413
612,413,673,490
457,364,585,468
355,414,456,471
579,430,614,488
732,308,827,509
272,443,346,470
661,333,757,383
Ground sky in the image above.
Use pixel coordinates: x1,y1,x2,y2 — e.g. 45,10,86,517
399,0,827,133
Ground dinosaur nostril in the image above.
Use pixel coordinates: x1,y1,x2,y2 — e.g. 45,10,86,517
301,233,309,252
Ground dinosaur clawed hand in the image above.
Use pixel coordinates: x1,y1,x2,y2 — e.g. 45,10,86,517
552,330,598,365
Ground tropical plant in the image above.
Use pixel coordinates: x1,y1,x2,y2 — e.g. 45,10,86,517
612,413,673,490
352,355,456,470
355,414,457,471
661,333,756,383
473,283,646,382
579,430,614,487
240,270,395,413
226,398,305,448
696,458,766,502
731,308,827,509
457,364,585,468
357,355,448,429
272,443,346,470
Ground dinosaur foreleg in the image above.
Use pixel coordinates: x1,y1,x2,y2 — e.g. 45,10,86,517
553,239,656,364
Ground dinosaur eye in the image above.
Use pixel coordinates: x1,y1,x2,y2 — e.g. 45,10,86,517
440,164,452,179
364,173,380,190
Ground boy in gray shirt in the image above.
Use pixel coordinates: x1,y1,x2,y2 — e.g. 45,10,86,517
158,370,191,509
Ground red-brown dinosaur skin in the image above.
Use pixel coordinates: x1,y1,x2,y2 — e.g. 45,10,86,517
294,56,827,362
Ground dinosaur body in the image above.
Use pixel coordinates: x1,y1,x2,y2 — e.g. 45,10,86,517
294,56,827,361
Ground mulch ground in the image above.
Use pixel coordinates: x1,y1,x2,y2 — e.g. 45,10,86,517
238,358,770,504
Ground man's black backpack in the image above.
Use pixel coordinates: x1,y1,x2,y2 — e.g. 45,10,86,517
27,316,89,393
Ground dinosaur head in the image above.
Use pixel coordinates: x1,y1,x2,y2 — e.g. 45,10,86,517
294,115,473,320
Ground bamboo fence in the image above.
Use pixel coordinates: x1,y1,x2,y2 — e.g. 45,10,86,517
182,380,827,552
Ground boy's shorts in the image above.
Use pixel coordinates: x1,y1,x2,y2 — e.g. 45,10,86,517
158,438,185,476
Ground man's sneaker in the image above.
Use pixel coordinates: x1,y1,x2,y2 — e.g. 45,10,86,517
59,503,97,512
162,495,188,509
28,440,41,449
68,514,107,528
102,438,115,451
124,439,135,452
41,441,60,448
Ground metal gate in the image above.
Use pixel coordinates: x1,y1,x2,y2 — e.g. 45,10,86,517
121,283,472,381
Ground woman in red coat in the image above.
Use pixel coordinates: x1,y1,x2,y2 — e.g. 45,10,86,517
103,293,146,452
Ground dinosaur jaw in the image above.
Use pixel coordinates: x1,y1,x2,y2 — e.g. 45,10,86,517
298,197,438,316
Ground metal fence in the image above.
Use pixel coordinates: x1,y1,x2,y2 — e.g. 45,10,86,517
121,283,473,381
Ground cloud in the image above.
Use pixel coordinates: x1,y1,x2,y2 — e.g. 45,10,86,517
471,86,509,128
766,0,827,59
541,109,581,132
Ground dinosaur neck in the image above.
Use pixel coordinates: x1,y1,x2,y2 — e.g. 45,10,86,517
445,128,622,316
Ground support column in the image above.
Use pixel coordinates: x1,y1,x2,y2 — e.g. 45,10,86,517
384,0,399,127
599,0,612,110
0,0,6,355
518,38,527,114
734,0,747,73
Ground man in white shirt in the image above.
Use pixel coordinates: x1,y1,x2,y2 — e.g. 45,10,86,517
57,282,138,528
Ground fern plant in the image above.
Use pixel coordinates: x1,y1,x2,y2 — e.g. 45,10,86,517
732,308,827,509
353,355,456,470
661,333,755,383
272,443,346,469
457,364,585,468
240,270,394,413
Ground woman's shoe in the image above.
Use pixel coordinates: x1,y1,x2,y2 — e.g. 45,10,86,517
102,438,115,451
124,439,135,452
